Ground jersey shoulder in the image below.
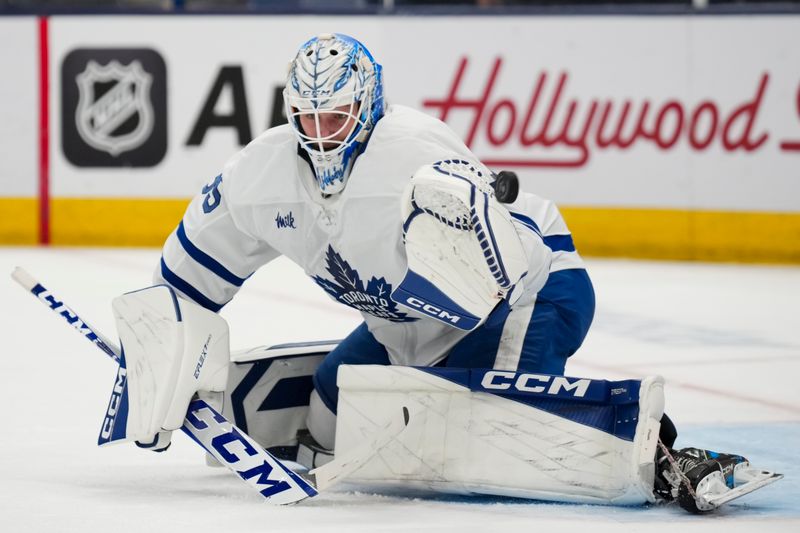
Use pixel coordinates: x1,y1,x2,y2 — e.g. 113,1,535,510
223,124,296,182
350,105,480,195
372,105,466,149
508,191,570,235
222,124,302,204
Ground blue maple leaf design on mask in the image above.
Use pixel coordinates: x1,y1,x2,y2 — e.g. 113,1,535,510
313,246,415,322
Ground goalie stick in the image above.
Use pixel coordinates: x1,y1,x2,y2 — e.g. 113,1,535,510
11,267,316,504
11,267,412,503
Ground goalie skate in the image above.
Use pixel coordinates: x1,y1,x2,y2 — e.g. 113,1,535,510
658,444,783,513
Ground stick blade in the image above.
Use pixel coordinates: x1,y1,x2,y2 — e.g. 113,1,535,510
182,398,317,504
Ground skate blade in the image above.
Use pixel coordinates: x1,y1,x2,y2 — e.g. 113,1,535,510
703,471,784,508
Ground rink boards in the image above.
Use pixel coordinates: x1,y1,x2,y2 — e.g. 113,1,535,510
0,14,798,262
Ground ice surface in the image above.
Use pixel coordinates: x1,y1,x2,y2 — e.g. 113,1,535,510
1,247,798,532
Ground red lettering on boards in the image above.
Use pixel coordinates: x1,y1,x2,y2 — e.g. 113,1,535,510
779,82,800,152
422,57,773,168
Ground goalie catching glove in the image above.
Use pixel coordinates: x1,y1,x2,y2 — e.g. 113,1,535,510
391,160,529,331
109,285,230,450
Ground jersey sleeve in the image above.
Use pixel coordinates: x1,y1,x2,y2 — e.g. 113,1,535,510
154,174,280,312
508,211,552,302
505,191,586,305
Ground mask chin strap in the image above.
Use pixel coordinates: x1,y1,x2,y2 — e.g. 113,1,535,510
311,151,355,195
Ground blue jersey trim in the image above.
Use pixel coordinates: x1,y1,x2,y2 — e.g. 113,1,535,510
510,212,542,237
543,234,576,252
159,257,225,312
177,221,249,287
509,212,575,251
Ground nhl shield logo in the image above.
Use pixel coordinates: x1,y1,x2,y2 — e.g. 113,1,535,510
75,60,154,157
62,48,167,167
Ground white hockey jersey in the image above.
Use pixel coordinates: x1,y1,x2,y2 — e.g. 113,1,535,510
156,105,584,366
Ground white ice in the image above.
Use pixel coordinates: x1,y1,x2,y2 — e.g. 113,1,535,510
1,247,798,532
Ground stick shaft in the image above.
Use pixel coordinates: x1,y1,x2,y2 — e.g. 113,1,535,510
11,267,120,360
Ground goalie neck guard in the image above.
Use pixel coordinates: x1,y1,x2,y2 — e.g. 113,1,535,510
284,33,385,195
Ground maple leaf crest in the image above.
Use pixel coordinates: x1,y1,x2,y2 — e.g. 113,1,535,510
312,246,415,323
325,246,363,293
365,277,389,298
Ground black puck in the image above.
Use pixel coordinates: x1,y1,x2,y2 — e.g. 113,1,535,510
493,171,519,203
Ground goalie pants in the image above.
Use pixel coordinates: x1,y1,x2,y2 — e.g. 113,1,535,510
313,268,595,413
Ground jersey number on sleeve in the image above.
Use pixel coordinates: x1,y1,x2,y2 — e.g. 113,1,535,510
202,174,223,214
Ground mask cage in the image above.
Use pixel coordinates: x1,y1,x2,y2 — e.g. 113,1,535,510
284,85,371,156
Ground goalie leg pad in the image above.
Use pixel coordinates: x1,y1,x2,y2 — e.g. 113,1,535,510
223,324,394,456
111,285,230,444
222,341,333,453
335,365,664,505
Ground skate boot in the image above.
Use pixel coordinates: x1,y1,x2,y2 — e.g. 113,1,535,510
657,443,783,513
295,429,334,470
258,431,333,473
672,448,748,513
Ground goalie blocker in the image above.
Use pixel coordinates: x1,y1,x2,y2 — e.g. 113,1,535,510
103,285,231,447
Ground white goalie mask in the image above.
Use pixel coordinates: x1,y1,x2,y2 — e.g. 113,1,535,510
284,33,385,195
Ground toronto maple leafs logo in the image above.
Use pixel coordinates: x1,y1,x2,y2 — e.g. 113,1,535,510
313,246,415,322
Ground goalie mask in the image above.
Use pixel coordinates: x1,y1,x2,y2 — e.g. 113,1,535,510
284,33,385,195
